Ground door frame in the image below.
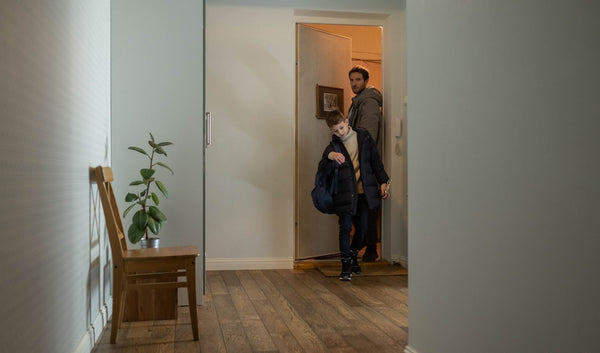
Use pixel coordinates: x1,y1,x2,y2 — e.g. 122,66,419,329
294,12,399,263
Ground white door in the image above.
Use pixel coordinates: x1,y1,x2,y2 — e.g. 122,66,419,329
296,24,353,259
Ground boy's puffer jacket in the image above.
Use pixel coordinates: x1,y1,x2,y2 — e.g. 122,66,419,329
316,128,389,215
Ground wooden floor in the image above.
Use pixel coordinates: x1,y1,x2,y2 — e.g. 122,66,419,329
93,268,408,353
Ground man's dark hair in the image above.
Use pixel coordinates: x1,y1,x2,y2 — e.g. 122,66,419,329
348,65,370,81
326,109,346,127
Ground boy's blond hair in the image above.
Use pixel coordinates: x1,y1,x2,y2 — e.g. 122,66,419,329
326,109,346,127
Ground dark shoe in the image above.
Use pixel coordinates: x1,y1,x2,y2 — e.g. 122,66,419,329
339,258,352,281
350,250,362,274
362,245,378,262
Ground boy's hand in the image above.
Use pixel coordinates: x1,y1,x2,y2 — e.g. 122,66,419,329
380,184,390,199
328,152,345,165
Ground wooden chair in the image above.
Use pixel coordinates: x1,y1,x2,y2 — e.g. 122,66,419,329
94,166,199,344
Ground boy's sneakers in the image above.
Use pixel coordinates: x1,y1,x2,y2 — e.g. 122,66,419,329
362,245,378,262
350,250,362,274
340,258,352,281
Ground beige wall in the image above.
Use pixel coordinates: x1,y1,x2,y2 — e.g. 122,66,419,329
203,1,406,268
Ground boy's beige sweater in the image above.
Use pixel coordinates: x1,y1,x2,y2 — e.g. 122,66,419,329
340,127,364,194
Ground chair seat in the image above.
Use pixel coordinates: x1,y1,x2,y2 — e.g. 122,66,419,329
122,246,199,273
124,245,199,260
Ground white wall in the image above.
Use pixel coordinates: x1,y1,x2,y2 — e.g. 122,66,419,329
205,0,406,269
406,1,600,353
111,0,204,302
0,2,111,353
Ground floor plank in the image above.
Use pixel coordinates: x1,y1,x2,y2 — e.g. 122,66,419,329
92,268,408,353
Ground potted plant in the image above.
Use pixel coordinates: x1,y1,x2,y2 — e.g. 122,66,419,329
123,133,174,248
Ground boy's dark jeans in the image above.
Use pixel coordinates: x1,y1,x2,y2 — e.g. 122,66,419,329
338,194,370,258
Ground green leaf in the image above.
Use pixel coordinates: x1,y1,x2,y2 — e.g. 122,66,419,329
156,162,174,175
128,146,148,156
140,189,146,197
129,180,144,186
132,209,148,230
122,203,137,218
147,217,161,235
148,140,158,149
128,223,145,244
155,145,167,156
148,206,167,222
155,180,168,198
151,192,159,205
125,193,138,202
140,168,156,179
157,141,173,146
149,132,155,143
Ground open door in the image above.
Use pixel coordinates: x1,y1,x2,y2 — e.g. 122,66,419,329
296,24,352,259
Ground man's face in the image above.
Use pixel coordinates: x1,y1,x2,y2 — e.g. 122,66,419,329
330,119,350,138
349,72,367,94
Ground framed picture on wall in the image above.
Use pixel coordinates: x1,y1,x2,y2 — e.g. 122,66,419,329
316,84,344,119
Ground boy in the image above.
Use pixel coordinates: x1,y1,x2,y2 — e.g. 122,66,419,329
316,109,390,281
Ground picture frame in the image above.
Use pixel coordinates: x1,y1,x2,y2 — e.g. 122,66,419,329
316,84,344,119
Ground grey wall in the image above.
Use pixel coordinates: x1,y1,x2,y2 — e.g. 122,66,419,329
406,1,600,352
111,0,204,302
0,2,111,353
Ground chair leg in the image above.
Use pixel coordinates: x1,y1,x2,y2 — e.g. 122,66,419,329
118,287,127,329
186,261,199,341
110,270,125,344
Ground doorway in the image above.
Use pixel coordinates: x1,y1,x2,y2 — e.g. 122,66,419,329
295,23,383,261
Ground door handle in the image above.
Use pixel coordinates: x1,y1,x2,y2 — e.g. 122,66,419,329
205,111,212,147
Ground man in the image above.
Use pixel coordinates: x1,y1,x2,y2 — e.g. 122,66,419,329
348,65,383,152
347,65,383,262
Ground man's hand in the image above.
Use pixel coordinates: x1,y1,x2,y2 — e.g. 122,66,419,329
380,183,390,199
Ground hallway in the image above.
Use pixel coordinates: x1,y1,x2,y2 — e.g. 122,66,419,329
92,269,408,353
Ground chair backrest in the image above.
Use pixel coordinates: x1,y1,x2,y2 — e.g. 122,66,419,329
95,166,128,269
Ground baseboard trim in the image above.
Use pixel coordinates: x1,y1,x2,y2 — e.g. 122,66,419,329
206,257,294,270
391,254,408,268
75,298,112,353
73,326,93,353
92,298,111,342
404,346,419,353
103,297,113,325
91,313,104,341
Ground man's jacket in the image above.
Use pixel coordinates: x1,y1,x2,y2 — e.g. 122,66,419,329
348,87,382,150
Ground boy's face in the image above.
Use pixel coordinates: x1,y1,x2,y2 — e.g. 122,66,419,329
330,119,350,138
349,72,367,94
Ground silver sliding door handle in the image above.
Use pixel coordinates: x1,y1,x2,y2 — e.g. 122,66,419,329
205,111,212,147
